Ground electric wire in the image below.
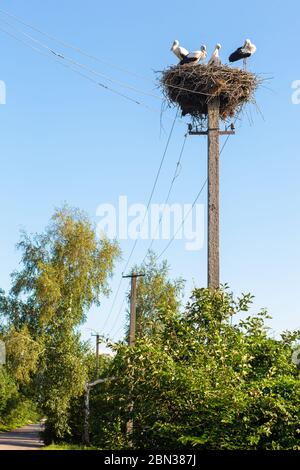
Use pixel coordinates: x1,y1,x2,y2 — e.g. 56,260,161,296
101,112,178,334
108,298,127,340
0,9,239,341
156,179,207,261
0,7,152,82
0,17,161,100
120,109,178,276
0,23,188,125
0,21,180,338
156,133,232,261
0,25,158,110
0,10,218,99
108,131,233,340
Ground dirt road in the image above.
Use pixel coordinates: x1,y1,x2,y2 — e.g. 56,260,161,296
0,423,44,450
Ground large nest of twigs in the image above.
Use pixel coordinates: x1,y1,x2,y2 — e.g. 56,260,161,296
160,63,260,121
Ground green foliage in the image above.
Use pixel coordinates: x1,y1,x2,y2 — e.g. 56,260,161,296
97,287,300,450
42,443,98,450
4,206,120,333
1,206,299,450
0,366,17,416
38,331,89,444
88,381,129,450
0,362,39,431
0,206,120,442
66,352,114,445
0,397,40,432
126,253,185,339
4,326,44,384
0,325,42,431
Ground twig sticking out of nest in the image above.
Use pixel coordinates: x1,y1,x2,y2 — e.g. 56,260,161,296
160,63,260,121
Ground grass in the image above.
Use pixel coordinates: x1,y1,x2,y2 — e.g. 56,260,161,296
42,443,99,450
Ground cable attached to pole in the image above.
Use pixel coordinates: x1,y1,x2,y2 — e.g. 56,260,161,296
101,111,178,334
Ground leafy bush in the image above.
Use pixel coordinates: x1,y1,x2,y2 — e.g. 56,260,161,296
0,366,39,431
0,397,40,431
0,366,17,417
88,287,300,450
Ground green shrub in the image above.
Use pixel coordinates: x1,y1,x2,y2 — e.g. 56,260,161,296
0,366,40,431
89,287,300,450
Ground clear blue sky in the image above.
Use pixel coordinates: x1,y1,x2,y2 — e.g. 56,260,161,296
0,0,299,345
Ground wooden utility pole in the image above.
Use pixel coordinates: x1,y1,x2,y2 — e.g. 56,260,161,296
122,271,145,440
129,275,137,347
207,97,220,289
188,98,235,289
83,384,91,445
91,333,100,377
122,272,145,346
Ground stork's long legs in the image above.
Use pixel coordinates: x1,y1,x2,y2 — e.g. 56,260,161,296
243,58,247,70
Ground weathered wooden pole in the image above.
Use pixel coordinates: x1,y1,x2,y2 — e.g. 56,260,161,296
91,333,100,377
188,102,235,287
95,334,100,376
122,272,145,440
207,97,220,289
122,272,145,346
129,273,137,346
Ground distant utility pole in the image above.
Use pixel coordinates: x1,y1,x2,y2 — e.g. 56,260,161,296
189,97,235,289
122,271,145,440
122,272,145,346
91,333,101,377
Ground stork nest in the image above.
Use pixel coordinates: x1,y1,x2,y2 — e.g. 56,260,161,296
160,63,260,121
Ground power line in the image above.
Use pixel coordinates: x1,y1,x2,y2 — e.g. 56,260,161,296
101,276,124,334
106,126,231,338
0,7,152,83
156,179,207,261
0,25,164,114
121,109,178,275
101,112,178,334
156,133,232,261
0,22,187,126
0,9,224,100
0,17,161,101
107,297,127,339
0,21,179,339
103,118,238,337
141,132,188,263
0,9,237,338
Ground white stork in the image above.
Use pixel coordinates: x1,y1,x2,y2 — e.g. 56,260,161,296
229,39,257,69
208,43,222,66
181,45,207,65
171,40,189,62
